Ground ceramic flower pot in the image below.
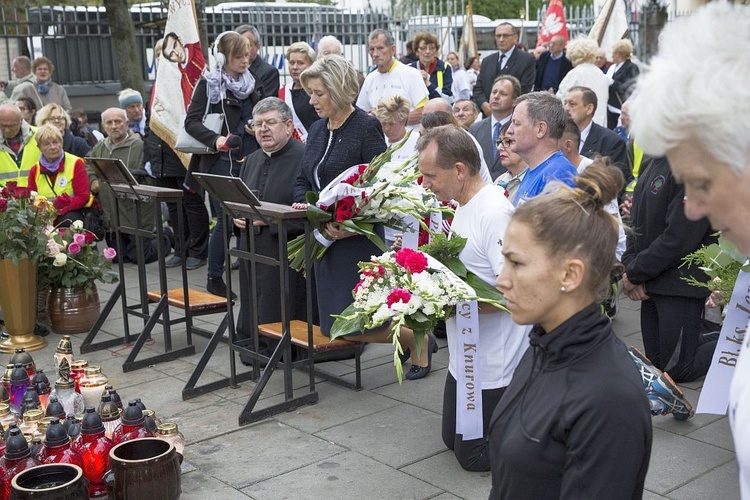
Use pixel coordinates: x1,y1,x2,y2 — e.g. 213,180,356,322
46,285,101,335
105,438,181,500
0,258,47,353
10,463,89,500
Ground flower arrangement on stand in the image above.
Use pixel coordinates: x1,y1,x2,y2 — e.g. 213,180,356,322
38,220,118,334
0,182,57,351
330,240,507,382
287,146,451,273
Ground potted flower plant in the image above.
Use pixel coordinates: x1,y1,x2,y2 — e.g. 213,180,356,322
38,219,118,335
0,181,56,352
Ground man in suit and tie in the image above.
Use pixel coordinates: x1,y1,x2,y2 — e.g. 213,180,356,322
535,35,573,94
236,25,280,97
563,86,628,177
469,75,521,180
473,23,536,117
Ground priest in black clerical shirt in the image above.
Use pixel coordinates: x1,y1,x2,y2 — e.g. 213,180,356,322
234,97,315,363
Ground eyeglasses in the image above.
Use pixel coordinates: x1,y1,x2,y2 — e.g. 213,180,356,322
495,33,515,39
252,119,285,129
17,106,28,111
48,116,66,123
496,137,512,148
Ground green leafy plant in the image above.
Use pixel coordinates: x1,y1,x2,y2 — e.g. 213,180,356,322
681,236,750,299
38,220,119,295
0,181,56,264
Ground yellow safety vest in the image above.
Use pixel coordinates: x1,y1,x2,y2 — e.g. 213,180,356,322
0,129,41,188
625,140,643,193
34,153,94,208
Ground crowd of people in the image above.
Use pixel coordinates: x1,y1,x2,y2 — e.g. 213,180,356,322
2,3,749,496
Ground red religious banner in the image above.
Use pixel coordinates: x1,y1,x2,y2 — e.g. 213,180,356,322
149,0,206,167
537,0,569,47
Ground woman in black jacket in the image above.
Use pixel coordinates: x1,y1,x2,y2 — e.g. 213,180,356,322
183,30,263,298
490,162,652,499
622,156,717,386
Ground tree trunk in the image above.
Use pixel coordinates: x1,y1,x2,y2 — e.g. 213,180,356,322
103,0,145,95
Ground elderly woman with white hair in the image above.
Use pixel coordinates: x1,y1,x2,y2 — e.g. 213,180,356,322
278,42,318,142
629,3,750,498
556,38,610,127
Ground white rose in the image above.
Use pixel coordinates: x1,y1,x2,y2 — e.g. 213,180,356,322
71,220,84,230
53,253,68,267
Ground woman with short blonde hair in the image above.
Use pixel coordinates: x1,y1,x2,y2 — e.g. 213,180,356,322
375,94,417,161
606,39,639,128
36,103,90,157
279,42,318,142
556,37,611,127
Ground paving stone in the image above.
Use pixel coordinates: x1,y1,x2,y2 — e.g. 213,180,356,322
373,365,447,415
180,470,254,499
687,417,736,452
316,404,444,469
186,420,345,489
401,449,492,500
241,450,442,499
645,427,734,495
668,459,741,500
274,381,401,434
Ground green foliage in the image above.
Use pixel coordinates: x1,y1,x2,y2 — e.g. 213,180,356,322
681,237,750,300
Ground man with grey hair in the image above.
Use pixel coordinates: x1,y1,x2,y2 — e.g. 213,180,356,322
507,91,577,206
236,24,280,97
88,107,170,263
6,56,36,102
317,35,343,56
417,125,527,472
233,97,309,364
356,29,428,127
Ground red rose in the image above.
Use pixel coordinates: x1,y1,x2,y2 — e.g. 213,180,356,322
387,288,412,308
334,196,356,222
15,187,31,199
84,231,96,244
394,248,428,274
53,193,72,212
0,199,7,213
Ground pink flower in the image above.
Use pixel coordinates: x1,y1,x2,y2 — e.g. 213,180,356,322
103,247,117,260
47,239,61,257
72,233,86,245
394,248,428,274
67,242,81,255
386,288,412,308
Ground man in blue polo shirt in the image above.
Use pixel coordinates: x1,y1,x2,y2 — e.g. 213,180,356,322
507,91,577,206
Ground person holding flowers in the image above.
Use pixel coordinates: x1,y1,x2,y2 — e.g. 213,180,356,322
292,55,386,336
416,125,529,471
489,162,651,499
26,123,95,227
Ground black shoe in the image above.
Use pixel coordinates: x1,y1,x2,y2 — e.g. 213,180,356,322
34,323,50,337
405,335,438,381
165,256,182,268
206,276,237,300
433,320,447,339
186,257,206,270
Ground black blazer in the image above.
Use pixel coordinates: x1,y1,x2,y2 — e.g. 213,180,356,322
534,51,573,93
250,57,280,98
607,59,640,128
580,122,628,178
473,49,536,111
469,116,506,180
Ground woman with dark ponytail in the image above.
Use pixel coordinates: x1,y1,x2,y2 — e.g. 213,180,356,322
488,162,652,500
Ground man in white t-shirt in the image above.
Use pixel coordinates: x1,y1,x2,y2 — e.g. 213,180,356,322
416,125,529,472
356,29,429,128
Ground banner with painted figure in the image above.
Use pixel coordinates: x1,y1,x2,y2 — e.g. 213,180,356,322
537,0,569,47
150,0,205,168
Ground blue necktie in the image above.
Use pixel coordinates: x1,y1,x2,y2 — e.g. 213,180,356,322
492,122,501,159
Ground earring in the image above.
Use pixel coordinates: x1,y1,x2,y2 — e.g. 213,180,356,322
560,286,566,292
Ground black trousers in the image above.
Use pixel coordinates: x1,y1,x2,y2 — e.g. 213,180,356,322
442,371,506,472
154,178,209,260
640,294,717,383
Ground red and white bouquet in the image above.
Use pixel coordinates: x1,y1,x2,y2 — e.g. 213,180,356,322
330,236,508,382
287,147,448,273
